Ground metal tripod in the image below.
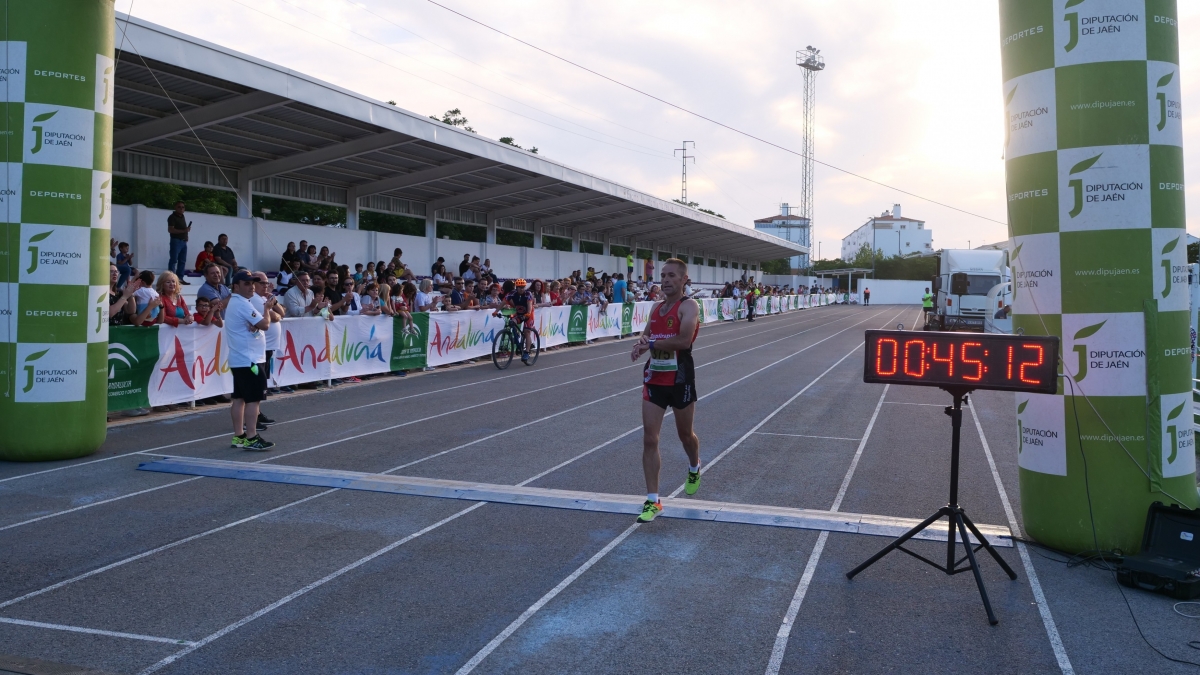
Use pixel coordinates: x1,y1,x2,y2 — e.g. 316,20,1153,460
845,388,1018,625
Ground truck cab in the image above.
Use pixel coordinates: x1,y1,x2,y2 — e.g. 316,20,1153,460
924,249,1011,333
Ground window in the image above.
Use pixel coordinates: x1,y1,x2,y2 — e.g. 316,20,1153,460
610,244,631,258
579,240,604,254
692,256,704,265
542,235,572,251
708,258,717,267
496,229,533,248
436,221,486,242
657,251,672,262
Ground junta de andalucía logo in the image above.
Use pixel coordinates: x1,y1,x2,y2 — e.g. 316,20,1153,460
29,110,56,154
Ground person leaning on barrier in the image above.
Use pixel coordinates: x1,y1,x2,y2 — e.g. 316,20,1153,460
283,271,318,318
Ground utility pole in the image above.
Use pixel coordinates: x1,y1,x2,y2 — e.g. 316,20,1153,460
796,46,825,271
674,141,695,202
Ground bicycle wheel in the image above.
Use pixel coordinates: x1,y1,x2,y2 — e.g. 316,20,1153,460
524,327,541,366
492,326,516,370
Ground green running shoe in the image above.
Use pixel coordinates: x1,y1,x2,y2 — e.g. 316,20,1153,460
230,435,246,448
685,470,701,496
637,500,663,523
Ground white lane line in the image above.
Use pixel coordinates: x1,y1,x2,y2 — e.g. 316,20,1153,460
0,477,202,532
967,400,1074,675
0,308,874,613
455,309,907,675
0,306,827,486
135,308,896,674
764,383,890,675
0,616,195,646
753,432,860,441
885,401,943,407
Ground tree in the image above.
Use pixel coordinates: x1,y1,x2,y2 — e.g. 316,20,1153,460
850,242,884,269
672,198,724,219
1189,240,1198,264
760,258,791,275
430,108,476,133
499,136,538,154
112,176,236,216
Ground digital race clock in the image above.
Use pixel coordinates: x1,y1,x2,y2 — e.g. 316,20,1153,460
862,330,1059,394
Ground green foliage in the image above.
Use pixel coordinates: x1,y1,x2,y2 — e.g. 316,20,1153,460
579,240,604,254
657,251,672,262
850,242,884,268
497,229,533,248
636,248,653,260
112,176,237,216
499,136,538,154
360,211,425,237
874,255,937,281
430,108,476,133
254,195,346,227
609,244,630,258
1188,241,1198,264
760,258,791,275
672,198,724,219
810,258,849,271
542,235,572,251
436,221,486,242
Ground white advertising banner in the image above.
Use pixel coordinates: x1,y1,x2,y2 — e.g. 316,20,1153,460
272,317,331,387
327,314,393,379
148,323,231,407
589,304,622,338
535,305,571,349
427,309,509,366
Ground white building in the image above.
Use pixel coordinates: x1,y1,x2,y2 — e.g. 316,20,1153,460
754,203,811,270
840,204,933,260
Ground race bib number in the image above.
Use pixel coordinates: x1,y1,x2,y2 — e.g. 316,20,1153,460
648,348,677,373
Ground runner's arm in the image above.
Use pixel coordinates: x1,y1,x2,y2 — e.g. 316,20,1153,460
647,299,698,352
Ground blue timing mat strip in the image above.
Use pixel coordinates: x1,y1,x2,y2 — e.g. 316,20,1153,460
138,457,1012,547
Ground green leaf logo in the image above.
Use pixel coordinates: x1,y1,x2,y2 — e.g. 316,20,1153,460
1158,72,1174,88
101,179,110,190
1167,402,1185,422
1074,320,1106,340
1069,154,1102,175
25,348,50,363
1017,400,1028,415
32,111,57,123
104,66,113,75
1011,243,1023,260
1162,236,1179,255
97,291,108,304
28,231,52,243
1005,86,1018,106
1064,0,1085,7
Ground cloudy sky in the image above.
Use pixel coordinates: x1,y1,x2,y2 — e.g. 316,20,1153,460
124,0,1199,258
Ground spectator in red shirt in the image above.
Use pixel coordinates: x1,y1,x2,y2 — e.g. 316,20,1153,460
156,271,193,327
194,296,224,327
195,241,215,273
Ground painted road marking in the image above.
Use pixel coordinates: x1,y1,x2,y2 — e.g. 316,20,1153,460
968,400,1074,675
753,432,861,441
0,616,195,646
765,384,890,675
454,308,908,675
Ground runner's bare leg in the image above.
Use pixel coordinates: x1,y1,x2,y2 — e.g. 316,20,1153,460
673,403,700,468
641,399,668,495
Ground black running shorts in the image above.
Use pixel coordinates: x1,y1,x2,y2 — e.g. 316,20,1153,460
643,382,696,410
231,365,267,403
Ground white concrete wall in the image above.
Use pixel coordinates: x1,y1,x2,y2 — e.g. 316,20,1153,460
374,232,431,277
852,279,927,305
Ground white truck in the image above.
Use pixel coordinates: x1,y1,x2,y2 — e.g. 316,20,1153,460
923,249,1012,333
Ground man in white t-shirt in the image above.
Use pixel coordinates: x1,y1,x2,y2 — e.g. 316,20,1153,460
254,272,287,410
227,271,274,451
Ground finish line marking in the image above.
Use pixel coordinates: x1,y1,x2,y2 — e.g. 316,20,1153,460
138,457,1011,547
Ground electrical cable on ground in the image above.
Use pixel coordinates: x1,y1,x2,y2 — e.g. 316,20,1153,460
421,0,1007,227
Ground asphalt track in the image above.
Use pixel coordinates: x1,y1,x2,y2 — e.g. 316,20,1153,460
3,304,1199,674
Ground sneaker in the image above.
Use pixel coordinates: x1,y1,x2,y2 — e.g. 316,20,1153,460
521,351,530,363
637,500,663,523
685,470,701,496
422,366,435,372
394,371,407,377
280,386,296,393
256,421,268,431
180,279,191,285
344,376,362,383
257,412,276,426
230,434,247,448
242,435,275,451
124,407,150,417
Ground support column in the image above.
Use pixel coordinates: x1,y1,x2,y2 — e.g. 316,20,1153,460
237,174,252,219
571,229,580,253
0,0,115,461
532,226,542,251
425,209,437,267
345,188,359,230
486,214,497,245
1000,0,1194,553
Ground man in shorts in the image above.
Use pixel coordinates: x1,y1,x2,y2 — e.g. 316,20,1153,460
498,278,535,363
227,271,274,450
630,258,701,523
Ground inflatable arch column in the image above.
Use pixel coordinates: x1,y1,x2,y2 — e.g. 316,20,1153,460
0,0,115,461
1000,0,1194,553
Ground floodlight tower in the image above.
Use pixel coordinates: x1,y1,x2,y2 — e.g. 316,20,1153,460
796,46,824,269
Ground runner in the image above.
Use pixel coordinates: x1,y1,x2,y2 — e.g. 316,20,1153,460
498,278,535,364
630,258,701,523
745,282,757,322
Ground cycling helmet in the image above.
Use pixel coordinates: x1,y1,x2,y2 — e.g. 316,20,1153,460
514,278,528,287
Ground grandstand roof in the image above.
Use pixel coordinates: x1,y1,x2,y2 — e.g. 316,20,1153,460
111,14,804,262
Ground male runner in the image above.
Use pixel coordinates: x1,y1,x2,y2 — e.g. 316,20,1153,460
630,258,701,523
497,278,535,363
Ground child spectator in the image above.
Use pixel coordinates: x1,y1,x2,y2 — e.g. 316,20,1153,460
132,269,160,326
194,296,224,327
353,263,364,284
115,241,134,288
363,262,376,284
195,241,215,273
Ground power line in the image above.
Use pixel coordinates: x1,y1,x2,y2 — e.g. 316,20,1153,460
422,0,1007,227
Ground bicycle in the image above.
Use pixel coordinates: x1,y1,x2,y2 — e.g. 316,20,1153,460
492,308,541,370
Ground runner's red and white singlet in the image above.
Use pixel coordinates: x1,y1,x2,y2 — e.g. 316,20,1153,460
644,298,698,386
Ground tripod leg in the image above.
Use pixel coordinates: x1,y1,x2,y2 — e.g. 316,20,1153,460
847,508,947,579
960,512,1018,580
955,513,998,626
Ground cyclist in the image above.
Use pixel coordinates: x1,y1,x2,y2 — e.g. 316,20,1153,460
630,258,702,523
496,278,535,363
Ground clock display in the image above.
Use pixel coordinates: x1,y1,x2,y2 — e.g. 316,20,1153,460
863,330,1059,394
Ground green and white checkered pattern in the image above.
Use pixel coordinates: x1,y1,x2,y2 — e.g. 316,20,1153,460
0,0,114,461
1000,0,1193,553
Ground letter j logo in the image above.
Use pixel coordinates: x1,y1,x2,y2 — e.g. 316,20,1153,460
25,231,51,274
22,348,49,393
1063,0,1084,52
30,110,57,154
1067,154,1101,219
1072,320,1105,382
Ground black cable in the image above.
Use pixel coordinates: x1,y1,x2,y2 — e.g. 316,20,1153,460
421,0,1007,227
